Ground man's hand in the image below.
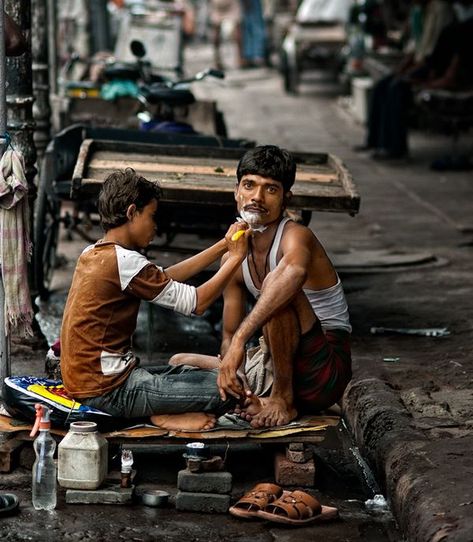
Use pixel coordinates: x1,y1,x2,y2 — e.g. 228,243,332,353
217,346,245,401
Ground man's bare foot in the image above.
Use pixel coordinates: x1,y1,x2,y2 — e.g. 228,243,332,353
234,390,267,422
250,397,297,428
150,412,216,431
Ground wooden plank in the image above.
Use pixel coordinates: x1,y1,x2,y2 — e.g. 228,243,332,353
71,139,360,215
87,158,338,183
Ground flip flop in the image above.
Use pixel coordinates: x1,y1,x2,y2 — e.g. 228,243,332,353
229,483,283,519
257,489,338,526
0,493,19,517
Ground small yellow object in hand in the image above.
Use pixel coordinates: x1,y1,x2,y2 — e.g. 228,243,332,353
231,230,246,241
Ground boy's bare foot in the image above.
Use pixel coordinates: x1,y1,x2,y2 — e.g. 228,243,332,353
234,390,266,421
168,353,220,369
250,397,297,428
150,412,216,431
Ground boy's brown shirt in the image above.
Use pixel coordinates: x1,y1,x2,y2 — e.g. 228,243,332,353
61,242,195,399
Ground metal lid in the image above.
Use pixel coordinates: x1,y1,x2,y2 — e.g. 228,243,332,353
69,421,98,433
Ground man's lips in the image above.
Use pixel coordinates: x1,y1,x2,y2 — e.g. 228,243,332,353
243,206,267,214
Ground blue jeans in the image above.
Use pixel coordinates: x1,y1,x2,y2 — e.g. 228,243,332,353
82,365,233,419
241,0,266,61
366,74,412,156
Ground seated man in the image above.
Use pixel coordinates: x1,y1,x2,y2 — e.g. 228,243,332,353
171,146,352,428
60,168,250,431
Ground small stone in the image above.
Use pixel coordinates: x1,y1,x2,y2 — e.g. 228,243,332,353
286,445,313,463
65,483,134,504
176,491,230,513
178,470,232,494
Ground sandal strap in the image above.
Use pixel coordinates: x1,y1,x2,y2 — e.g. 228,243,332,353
265,490,322,520
233,483,282,511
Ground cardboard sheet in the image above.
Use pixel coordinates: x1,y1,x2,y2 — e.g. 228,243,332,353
0,414,339,441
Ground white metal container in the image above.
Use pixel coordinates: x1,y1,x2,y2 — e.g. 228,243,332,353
58,421,108,489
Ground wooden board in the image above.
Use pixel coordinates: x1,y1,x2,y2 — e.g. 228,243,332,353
72,139,360,214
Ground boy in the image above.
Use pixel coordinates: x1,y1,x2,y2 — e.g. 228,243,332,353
171,146,352,428
61,168,249,431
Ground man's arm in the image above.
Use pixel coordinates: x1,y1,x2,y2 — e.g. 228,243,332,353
220,266,247,357
218,227,313,399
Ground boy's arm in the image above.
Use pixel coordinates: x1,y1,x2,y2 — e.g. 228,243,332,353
218,228,312,400
165,238,227,282
165,222,249,282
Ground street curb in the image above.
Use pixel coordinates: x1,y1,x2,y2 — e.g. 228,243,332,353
343,377,472,542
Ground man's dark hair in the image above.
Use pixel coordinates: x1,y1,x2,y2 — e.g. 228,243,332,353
98,168,162,232
236,145,297,192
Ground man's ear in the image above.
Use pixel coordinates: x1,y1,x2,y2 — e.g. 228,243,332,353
126,204,137,221
234,182,240,203
283,191,293,208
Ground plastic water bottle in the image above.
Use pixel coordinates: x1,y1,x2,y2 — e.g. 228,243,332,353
30,404,57,510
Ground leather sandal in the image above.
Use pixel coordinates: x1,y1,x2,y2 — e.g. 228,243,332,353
229,483,283,519
257,489,338,525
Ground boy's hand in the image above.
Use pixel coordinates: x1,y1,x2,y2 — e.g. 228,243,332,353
225,222,251,259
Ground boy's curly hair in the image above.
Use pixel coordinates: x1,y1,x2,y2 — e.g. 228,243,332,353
98,168,162,232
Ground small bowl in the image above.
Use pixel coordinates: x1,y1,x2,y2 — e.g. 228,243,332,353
141,489,170,508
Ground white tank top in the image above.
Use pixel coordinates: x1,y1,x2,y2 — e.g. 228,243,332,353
242,218,352,333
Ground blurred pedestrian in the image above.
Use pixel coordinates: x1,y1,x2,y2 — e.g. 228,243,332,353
209,0,242,69
354,0,456,159
240,0,266,68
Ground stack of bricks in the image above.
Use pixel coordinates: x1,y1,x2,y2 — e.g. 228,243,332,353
274,443,316,487
176,468,232,514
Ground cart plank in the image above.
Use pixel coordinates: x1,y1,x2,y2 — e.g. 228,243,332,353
72,139,360,214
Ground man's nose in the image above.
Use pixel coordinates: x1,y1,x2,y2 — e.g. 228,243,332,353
251,186,265,202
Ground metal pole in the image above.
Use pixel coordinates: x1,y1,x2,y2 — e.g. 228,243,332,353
0,0,11,389
32,0,51,158
47,0,60,132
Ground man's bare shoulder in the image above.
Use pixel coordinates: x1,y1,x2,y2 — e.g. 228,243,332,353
281,220,318,248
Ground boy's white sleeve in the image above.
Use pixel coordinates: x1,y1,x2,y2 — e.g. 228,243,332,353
151,280,197,316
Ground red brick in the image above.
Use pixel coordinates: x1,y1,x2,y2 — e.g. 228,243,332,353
274,452,316,487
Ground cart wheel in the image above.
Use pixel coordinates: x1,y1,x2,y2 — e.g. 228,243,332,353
280,49,299,95
34,177,61,300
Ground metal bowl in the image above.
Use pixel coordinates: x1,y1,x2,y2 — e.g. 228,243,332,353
141,490,170,508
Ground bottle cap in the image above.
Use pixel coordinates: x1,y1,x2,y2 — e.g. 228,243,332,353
30,404,51,437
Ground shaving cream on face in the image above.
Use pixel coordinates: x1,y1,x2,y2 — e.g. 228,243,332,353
239,210,268,233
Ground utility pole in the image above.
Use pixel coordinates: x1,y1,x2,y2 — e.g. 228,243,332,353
5,0,36,201
32,0,50,158
0,2,9,386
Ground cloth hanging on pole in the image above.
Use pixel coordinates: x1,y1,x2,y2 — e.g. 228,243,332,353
0,149,33,337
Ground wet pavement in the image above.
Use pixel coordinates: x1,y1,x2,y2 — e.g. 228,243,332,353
3,38,473,541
